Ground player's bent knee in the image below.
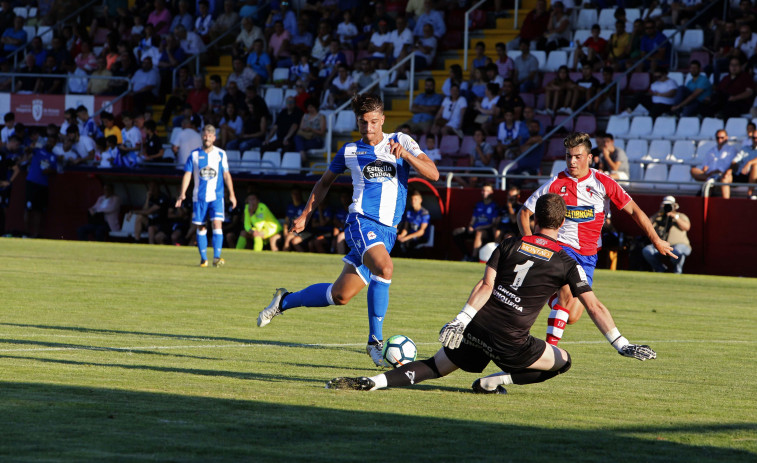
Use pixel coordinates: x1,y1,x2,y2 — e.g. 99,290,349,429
331,291,352,305
557,352,572,374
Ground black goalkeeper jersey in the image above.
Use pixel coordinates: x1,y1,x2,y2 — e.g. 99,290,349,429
472,233,592,345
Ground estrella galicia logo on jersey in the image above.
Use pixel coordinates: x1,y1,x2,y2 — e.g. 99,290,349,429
362,159,396,182
367,231,377,240
565,205,595,222
199,166,217,180
517,242,554,261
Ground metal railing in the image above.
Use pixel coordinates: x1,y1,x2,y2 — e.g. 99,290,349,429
502,0,721,191
171,18,243,88
8,0,101,69
323,51,418,164
462,0,487,72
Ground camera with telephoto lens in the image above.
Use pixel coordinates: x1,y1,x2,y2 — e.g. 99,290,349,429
663,204,673,213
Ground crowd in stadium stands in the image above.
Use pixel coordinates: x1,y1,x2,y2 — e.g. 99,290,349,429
3,0,757,250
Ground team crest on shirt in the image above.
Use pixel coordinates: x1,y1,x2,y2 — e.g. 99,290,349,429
559,185,567,196
586,186,594,198
367,231,377,240
565,205,595,222
200,166,217,179
362,159,397,182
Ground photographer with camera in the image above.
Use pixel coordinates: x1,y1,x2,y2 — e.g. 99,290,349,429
642,196,691,274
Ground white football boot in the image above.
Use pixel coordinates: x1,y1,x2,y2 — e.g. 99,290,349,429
257,288,287,327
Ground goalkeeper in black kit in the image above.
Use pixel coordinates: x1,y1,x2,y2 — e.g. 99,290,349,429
327,193,656,393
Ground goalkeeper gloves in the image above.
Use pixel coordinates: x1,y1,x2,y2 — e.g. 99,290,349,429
439,304,477,349
605,327,657,361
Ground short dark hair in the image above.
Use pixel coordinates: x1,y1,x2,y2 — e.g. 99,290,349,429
534,193,566,230
351,93,383,116
210,74,221,84
564,132,592,152
100,111,113,121
66,125,79,135
76,105,88,113
106,135,118,145
145,119,157,131
690,59,701,67
4,112,15,122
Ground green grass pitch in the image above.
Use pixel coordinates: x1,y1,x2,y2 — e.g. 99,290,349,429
1,239,755,462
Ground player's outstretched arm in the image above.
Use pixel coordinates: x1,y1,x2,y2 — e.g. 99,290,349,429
175,171,192,208
578,291,657,361
292,169,338,235
623,200,676,259
517,206,533,236
439,265,496,349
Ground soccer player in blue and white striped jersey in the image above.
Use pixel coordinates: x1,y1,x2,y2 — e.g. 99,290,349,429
176,124,237,267
257,93,440,367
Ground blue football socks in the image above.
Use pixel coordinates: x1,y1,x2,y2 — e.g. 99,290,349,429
367,275,391,343
212,229,223,259
197,229,208,261
281,283,334,311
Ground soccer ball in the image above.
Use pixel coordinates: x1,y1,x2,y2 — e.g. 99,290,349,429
382,335,417,368
478,242,498,263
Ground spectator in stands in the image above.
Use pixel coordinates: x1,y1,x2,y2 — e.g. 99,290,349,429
571,65,601,113
395,189,431,258
226,56,255,93
100,112,121,144
642,196,691,273
222,80,246,115
141,120,166,162
387,15,413,67
194,1,214,43
0,0,14,36
294,98,326,164
412,22,437,71
372,1,395,30
130,56,161,114
74,40,97,73
147,0,172,36
608,19,632,71
226,98,267,151
261,96,302,153
65,125,95,166
406,77,443,135
352,58,380,90
639,19,669,72
496,78,525,122
266,0,297,38
77,106,100,140
471,41,491,69
65,59,88,95
495,108,525,163
632,68,676,118
337,10,358,48
289,54,312,84
452,183,498,261
472,82,501,134
711,57,755,119
311,20,333,63
500,119,543,178
671,0,704,26
87,56,112,95
490,42,513,80
670,59,712,117
469,127,495,173
290,17,314,57
723,131,757,199
218,102,244,149
325,64,353,109
16,53,41,94
29,36,47,68
412,0,445,39
538,1,570,52
467,67,487,100
691,129,738,194
238,192,282,251
268,20,292,67
117,112,142,168
423,135,441,162
573,24,608,71
292,78,310,111
77,183,122,241
319,39,347,82
507,0,549,51
235,16,264,58
111,51,136,95
207,74,227,115
368,19,392,64
170,0,194,33
246,38,272,84
542,65,576,116
172,114,202,166
431,83,467,139
714,23,757,83
1,112,14,148
1,15,26,58
175,24,206,55
60,108,78,137
494,184,522,242
512,39,539,93
595,132,629,181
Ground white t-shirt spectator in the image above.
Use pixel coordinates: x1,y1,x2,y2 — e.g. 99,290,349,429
337,22,358,45
416,35,437,65
440,96,467,130
180,31,206,54
388,28,414,59
73,135,96,160
173,127,202,166
0,126,14,144
651,77,678,105
220,115,244,136
331,74,354,92
735,32,757,59
369,31,391,58
121,126,142,151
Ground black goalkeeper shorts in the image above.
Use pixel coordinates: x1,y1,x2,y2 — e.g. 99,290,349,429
444,321,547,373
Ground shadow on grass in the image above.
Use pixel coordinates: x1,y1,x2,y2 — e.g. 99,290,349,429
0,322,357,352
0,338,219,360
0,381,754,463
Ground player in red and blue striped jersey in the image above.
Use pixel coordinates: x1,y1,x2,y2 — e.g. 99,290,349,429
518,132,675,346
176,124,237,267
257,93,439,367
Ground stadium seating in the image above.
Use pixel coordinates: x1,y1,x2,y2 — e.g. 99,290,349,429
261,151,281,175
628,73,650,92
677,29,704,53
668,164,700,192
648,140,672,161
439,135,461,156
698,118,725,140
671,140,696,164
459,136,475,156
243,149,262,174
643,163,669,191
264,88,284,112
649,116,677,140
574,115,596,134
225,149,241,167
724,117,748,140
280,152,302,174
544,51,568,72
625,139,649,162
673,117,700,140
272,68,289,82
576,9,598,29
628,116,653,139
606,115,630,138
552,114,574,132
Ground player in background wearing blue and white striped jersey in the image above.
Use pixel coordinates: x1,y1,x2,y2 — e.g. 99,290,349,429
176,124,237,267
257,93,440,367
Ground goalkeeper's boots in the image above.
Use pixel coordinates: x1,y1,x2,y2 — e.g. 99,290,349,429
199,259,209,268
257,288,287,327
471,378,508,395
326,376,375,391
366,335,388,368
213,257,225,267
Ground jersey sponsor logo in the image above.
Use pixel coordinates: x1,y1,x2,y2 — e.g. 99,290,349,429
575,264,589,283
362,159,397,182
535,237,548,246
565,205,595,222
367,231,377,240
560,185,567,194
493,284,525,312
517,242,554,261
200,166,217,179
